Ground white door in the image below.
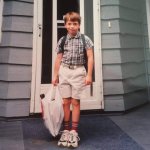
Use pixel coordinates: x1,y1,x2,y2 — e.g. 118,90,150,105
30,0,103,113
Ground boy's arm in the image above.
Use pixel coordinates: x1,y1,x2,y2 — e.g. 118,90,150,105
86,48,94,85
52,53,63,85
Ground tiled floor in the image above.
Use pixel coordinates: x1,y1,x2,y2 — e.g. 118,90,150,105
110,103,150,150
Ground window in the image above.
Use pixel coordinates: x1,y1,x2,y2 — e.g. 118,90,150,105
0,0,4,43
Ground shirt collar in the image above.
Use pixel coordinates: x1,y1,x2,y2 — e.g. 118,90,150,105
67,32,81,40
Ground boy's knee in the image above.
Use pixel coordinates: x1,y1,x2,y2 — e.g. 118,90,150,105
71,99,80,107
63,98,71,106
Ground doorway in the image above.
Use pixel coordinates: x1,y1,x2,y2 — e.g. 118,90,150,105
30,0,103,113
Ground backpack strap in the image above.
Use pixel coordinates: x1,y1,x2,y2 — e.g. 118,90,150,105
81,34,86,50
60,35,67,53
81,34,88,71
81,34,86,57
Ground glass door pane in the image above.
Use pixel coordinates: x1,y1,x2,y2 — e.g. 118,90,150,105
41,0,52,84
83,0,95,82
57,0,79,20
57,0,79,41
41,0,80,84
84,0,93,40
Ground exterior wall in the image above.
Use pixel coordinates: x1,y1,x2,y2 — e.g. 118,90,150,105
101,0,149,111
101,0,125,111
0,0,33,117
0,0,149,117
119,0,149,109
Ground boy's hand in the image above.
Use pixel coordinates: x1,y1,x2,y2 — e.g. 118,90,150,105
85,75,92,85
52,76,59,85
52,53,62,86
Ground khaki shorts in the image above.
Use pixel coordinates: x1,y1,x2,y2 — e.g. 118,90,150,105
58,64,86,100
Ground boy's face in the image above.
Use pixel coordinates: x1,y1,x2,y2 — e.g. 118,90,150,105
65,20,80,36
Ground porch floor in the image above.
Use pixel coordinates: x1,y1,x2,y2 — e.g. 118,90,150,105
0,103,150,150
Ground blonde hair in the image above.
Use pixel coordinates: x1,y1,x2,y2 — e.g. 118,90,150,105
63,12,81,25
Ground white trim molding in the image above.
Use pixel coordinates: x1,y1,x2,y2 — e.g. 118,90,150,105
0,0,4,43
146,0,150,47
30,0,43,113
93,0,104,109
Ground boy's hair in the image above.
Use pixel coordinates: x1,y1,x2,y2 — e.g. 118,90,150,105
63,12,81,25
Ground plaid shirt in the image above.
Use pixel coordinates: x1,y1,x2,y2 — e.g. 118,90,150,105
56,32,93,65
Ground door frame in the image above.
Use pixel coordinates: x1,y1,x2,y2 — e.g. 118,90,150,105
30,0,43,113
93,0,104,109
146,0,150,47
146,0,150,101
30,0,104,113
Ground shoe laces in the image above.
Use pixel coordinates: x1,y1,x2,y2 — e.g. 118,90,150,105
68,131,80,142
60,130,69,141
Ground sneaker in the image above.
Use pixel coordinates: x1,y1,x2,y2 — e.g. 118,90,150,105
67,130,80,148
58,130,70,147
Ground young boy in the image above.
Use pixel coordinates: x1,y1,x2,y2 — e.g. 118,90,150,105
52,12,94,148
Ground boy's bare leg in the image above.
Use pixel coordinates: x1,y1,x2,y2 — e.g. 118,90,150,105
63,98,71,130
67,98,80,148
71,98,80,131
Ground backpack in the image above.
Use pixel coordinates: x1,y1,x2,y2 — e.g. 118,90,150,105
60,34,88,71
